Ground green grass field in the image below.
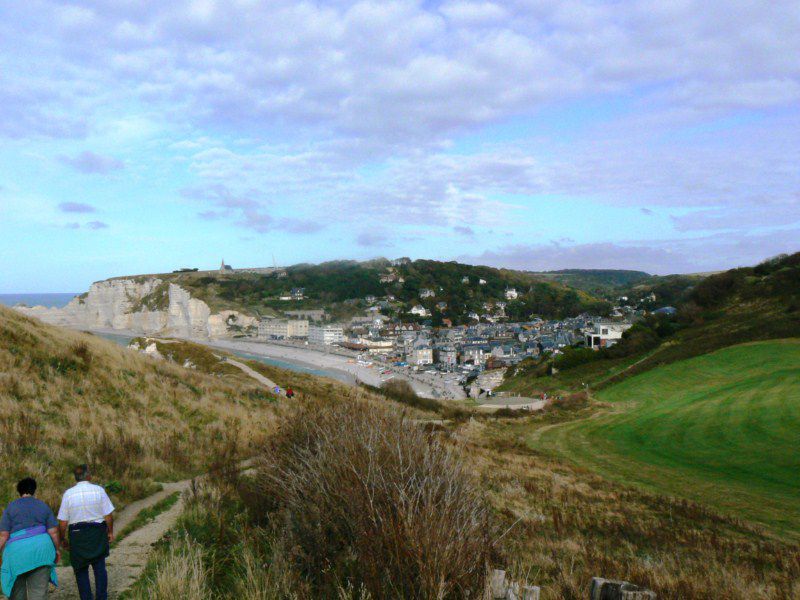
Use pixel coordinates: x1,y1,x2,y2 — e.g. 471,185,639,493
531,340,800,539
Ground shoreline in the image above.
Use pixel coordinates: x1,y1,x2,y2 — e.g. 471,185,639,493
86,327,464,399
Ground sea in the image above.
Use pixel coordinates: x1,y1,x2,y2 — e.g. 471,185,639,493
0,293,78,308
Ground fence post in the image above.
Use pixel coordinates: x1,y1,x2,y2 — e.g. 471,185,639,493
590,577,656,600
521,585,541,600
491,569,507,598
490,570,540,600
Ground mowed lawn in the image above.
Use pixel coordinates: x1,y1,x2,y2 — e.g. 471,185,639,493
533,340,800,539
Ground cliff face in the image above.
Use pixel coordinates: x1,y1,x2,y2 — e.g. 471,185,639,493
15,278,256,339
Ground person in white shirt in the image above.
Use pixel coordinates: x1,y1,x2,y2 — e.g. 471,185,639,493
57,465,114,600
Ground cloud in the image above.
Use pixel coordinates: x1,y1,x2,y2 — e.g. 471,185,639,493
59,151,124,174
62,220,109,230
356,231,390,247
181,184,261,210
453,225,475,236
58,201,96,213
2,0,799,274
279,219,324,234
3,1,798,146
0,84,88,139
460,228,800,275
671,196,800,232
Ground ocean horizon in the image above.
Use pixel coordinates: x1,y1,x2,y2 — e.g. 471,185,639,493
0,293,77,308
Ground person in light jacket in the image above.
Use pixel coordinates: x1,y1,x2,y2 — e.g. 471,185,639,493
57,465,114,600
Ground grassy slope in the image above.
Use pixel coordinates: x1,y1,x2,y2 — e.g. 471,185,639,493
531,340,800,538
501,279,800,398
529,269,651,295
0,305,279,510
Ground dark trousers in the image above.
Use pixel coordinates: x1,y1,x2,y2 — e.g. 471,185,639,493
74,557,107,600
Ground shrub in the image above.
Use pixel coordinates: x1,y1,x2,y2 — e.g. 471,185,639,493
251,399,494,599
554,346,599,370
549,390,589,411
360,379,442,413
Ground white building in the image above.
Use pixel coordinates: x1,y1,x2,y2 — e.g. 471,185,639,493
478,278,487,285
411,343,434,366
419,288,435,299
409,305,430,317
585,322,632,349
350,337,394,354
461,346,486,365
309,324,344,346
258,319,309,339
505,288,519,300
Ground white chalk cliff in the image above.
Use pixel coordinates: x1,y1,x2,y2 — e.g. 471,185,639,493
15,278,256,339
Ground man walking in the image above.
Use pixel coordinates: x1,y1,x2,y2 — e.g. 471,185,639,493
57,465,114,600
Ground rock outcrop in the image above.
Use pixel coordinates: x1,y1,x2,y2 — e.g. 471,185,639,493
15,278,256,339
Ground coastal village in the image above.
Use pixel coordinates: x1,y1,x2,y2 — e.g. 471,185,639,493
233,258,660,395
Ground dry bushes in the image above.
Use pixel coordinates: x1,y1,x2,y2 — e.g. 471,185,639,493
251,399,494,599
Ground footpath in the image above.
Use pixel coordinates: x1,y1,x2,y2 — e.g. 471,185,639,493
51,480,191,599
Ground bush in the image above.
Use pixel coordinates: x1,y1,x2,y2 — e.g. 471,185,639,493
359,379,443,413
251,399,494,599
554,347,600,370
549,391,589,411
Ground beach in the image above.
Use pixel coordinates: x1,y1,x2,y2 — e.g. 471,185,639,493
195,337,467,400
86,327,465,400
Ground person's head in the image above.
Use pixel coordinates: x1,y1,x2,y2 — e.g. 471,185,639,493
73,464,91,482
17,478,36,497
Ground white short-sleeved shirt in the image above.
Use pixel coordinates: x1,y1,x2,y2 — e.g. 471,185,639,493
57,482,115,525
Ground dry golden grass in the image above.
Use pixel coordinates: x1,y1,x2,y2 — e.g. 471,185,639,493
125,534,210,600
0,305,280,509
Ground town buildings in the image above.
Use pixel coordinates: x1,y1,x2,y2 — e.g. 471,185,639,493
308,324,345,345
258,319,309,339
585,321,632,349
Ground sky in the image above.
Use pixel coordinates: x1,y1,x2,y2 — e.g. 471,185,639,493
1,1,798,292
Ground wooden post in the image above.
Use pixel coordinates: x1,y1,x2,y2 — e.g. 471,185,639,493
590,577,656,600
521,585,541,600
490,570,541,600
506,582,520,600
491,569,507,599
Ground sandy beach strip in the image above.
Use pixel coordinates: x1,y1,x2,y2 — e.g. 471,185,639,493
76,326,463,400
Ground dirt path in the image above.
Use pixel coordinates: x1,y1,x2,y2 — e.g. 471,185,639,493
224,357,282,393
476,397,547,412
51,480,191,599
